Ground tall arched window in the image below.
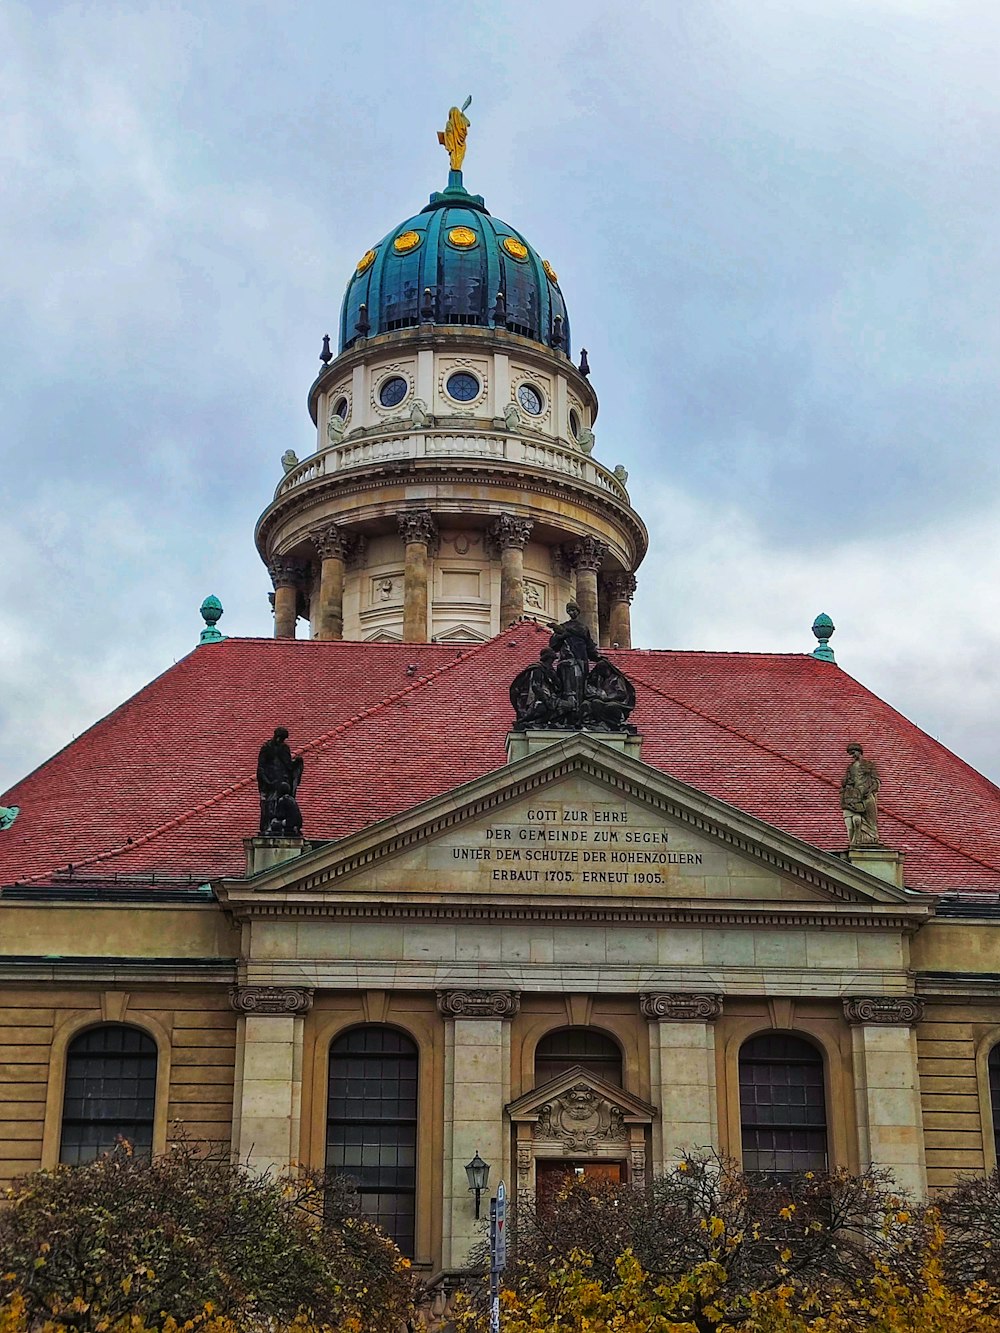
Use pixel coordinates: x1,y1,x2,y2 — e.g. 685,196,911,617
739,1034,828,1176
59,1024,158,1164
988,1044,1000,1165
535,1027,623,1087
327,1026,418,1256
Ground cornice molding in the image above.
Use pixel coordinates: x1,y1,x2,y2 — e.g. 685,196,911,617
229,984,314,1016
843,995,924,1026
436,988,521,1019
640,992,723,1021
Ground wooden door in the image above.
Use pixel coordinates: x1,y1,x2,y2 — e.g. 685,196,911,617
535,1159,623,1214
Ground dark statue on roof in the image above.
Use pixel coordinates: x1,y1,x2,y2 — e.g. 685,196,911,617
510,603,637,734
257,728,304,836
840,742,881,847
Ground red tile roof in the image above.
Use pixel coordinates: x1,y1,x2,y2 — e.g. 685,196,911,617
2,624,999,893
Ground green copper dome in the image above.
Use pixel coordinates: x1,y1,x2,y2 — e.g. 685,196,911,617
339,171,570,356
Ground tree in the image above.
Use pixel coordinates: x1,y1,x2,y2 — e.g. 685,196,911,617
0,1140,414,1332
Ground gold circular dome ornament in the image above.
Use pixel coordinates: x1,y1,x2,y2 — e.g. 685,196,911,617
447,225,478,249
356,248,377,274
542,259,559,284
502,236,529,261
393,230,421,254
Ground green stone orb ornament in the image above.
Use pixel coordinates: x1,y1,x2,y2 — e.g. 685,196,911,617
199,595,224,645
811,612,836,662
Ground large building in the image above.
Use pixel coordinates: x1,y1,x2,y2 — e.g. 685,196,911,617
3,111,1000,1296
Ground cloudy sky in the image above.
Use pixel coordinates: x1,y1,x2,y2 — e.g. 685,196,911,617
3,0,1000,792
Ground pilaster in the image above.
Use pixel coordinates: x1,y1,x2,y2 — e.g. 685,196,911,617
845,996,927,1197
641,992,722,1168
230,985,313,1174
438,989,519,1269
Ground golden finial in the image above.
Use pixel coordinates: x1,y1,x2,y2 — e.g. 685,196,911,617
438,96,472,174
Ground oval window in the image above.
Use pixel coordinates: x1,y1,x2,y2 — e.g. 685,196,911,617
378,376,408,408
333,396,349,420
518,383,544,416
446,371,480,402
569,409,580,438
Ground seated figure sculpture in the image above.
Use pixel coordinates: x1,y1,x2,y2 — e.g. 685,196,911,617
510,609,637,734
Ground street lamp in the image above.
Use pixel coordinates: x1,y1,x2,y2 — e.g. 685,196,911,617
465,1150,491,1219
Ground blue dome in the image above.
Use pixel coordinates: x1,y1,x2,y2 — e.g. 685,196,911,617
339,173,570,356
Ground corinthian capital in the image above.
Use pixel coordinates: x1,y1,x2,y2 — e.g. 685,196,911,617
843,996,924,1026
267,557,308,590
490,514,534,550
605,572,637,603
436,989,521,1019
640,992,723,1022
397,509,438,546
311,523,351,561
572,536,608,573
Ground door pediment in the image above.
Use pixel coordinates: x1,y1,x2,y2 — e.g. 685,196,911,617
218,733,927,920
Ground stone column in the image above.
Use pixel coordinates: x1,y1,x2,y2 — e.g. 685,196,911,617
311,523,349,641
490,515,534,628
438,989,519,1270
606,573,637,650
845,997,927,1197
398,510,436,643
641,993,723,1169
268,558,306,640
230,986,313,1174
572,537,607,640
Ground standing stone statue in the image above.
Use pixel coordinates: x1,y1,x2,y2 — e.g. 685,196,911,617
257,727,304,836
549,601,600,712
840,743,881,847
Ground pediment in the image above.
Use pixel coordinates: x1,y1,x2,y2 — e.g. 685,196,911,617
220,733,927,918
508,1066,656,1126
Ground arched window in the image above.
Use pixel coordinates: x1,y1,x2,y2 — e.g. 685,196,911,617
988,1044,1000,1165
739,1034,828,1176
535,1027,623,1087
59,1024,158,1164
327,1026,418,1256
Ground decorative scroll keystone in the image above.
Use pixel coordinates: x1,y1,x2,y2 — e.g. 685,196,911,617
489,514,534,550
267,557,308,590
229,985,314,1016
311,523,351,561
397,509,438,547
436,989,521,1019
843,996,924,1026
640,993,724,1022
571,535,608,573
605,573,637,603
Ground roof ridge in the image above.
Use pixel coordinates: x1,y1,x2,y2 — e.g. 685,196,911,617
20,635,502,883
626,665,1000,877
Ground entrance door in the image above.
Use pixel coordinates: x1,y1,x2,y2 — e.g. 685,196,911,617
535,1159,623,1214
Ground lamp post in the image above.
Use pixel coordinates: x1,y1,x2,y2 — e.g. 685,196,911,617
464,1150,491,1219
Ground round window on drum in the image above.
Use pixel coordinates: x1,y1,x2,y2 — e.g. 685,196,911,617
378,376,408,409
517,383,544,416
446,371,480,403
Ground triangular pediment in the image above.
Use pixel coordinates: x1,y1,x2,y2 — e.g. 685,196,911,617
508,1066,656,1125
218,733,927,919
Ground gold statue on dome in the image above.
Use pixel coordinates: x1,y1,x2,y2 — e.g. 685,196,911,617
438,96,472,172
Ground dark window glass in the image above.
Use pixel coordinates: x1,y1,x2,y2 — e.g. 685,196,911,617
378,376,408,408
446,371,480,402
59,1024,157,1165
569,409,581,439
332,397,348,421
327,1027,418,1256
535,1027,622,1087
989,1045,1000,1164
518,383,543,416
739,1034,828,1176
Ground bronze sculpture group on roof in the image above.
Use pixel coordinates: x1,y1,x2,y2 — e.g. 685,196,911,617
257,727,304,836
509,602,637,734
